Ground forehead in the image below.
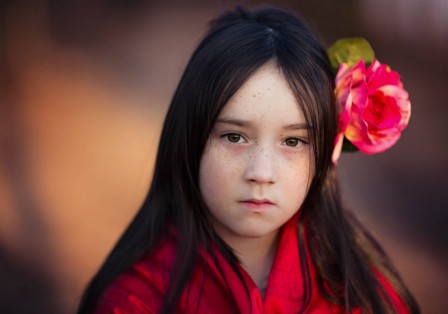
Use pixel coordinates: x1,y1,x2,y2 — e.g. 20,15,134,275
218,61,305,124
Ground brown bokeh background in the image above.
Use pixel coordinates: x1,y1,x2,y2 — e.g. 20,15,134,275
1,0,447,313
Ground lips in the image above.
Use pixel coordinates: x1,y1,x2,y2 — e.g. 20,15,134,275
239,199,275,212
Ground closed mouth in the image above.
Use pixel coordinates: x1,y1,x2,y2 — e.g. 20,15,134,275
242,198,274,205
239,199,275,212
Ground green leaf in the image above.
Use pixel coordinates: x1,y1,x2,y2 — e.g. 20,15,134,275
342,137,359,153
327,37,375,71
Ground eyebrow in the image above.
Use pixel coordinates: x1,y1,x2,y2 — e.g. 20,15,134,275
215,118,310,130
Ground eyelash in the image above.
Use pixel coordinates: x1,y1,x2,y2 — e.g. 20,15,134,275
222,133,246,144
221,133,308,148
283,137,307,148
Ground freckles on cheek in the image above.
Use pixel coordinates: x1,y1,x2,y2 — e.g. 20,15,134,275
218,143,246,163
229,144,246,155
285,156,313,184
202,149,229,178
202,142,246,183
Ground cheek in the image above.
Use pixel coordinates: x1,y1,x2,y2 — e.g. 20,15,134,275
199,155,217,198
283,153,312,177
199,147,239,203
200,143,244,179
281,155,314,199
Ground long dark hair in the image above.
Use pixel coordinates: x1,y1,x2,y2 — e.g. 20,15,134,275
78,5,419,314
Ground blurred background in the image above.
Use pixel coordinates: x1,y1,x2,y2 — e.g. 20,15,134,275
0,0,447,313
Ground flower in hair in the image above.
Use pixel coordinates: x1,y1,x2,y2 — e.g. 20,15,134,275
328,38,411,163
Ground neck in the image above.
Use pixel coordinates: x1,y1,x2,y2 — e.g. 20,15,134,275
221,231,279,297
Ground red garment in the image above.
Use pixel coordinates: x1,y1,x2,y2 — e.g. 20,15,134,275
95,216,408,313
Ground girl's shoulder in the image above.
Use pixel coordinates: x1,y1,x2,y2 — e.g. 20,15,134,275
94,236,176,313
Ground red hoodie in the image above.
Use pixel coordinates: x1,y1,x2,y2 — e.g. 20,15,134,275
95,215,408,313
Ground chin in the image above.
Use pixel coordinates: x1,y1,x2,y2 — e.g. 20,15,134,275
235,225,277,239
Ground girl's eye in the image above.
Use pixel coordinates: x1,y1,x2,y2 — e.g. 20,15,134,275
283,137,303,147
224,133,245,143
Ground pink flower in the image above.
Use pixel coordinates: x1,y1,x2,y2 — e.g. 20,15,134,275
332,59,411,162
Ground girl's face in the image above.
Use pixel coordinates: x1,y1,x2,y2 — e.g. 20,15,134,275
199,61,314,244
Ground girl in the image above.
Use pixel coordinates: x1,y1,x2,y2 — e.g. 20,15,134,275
79,5,419,314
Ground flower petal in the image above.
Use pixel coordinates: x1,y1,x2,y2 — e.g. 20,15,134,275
334,58,411,155
332,133,345,164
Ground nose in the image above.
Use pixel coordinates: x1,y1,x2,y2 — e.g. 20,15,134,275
244,146,276,184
